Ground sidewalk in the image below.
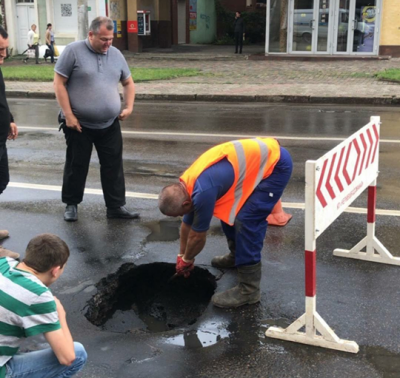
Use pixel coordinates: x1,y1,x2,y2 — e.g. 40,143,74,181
6,44,400,105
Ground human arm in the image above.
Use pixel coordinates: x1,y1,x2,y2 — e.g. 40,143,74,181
45,30,51,45
27,31,33,47
7,112,18,140
176,221,207,277
44,297,76,366
179,221,207,261
8,123,18,140
119,76,135,121
53,73,82,132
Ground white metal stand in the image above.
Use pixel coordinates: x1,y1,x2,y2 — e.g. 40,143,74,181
266,297,359,353
334,223,400,265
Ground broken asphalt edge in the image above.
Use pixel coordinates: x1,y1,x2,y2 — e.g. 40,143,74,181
6,90,400,106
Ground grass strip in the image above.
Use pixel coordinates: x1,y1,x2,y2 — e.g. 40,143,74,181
1,66,201,82
375,69,400,83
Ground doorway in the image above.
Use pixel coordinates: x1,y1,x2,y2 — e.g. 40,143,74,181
177,0,186,44
16,3,35,54
287,0,380,55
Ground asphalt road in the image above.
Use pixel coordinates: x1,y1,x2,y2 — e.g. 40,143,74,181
2,99,400,378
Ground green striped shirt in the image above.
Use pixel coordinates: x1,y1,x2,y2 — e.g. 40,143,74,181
0,257,61,373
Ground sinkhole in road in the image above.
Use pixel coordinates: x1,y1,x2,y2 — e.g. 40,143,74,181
85,262,217,333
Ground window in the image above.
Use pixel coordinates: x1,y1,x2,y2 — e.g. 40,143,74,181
269,0,288,53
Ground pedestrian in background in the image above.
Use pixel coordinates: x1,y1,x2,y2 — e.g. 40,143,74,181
234,11,245,54
53,16,140,222
24,24,40,64
0,26,19,259
44,23,55,63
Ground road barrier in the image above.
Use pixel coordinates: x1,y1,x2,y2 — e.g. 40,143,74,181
266,116,396,353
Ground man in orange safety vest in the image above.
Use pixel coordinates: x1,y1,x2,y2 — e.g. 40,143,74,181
158,138,292,308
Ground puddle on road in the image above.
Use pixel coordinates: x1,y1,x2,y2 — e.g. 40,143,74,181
85,263,216,333
145,220,181,242
258,318,292,350
261,318,292,330
164,321,230,348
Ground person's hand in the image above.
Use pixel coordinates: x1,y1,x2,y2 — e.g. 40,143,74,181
176,254,194,278
118,108,132,121
53,296,66,319
65,114,82,133
8,123,18,140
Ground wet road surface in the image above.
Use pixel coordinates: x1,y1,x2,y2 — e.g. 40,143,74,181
2,99,400,377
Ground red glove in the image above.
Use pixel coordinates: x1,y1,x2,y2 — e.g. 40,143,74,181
176,254,194,278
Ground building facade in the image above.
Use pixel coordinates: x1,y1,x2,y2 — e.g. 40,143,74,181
4,0,216,56
265,0,400,57
5,0,105,55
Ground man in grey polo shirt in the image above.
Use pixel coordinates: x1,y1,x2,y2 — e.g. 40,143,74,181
54,16,139,222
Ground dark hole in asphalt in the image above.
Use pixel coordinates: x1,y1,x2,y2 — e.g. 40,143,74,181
85,262,217,333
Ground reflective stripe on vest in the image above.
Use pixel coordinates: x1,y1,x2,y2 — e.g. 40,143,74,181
228,139,270,224
180,138,280,225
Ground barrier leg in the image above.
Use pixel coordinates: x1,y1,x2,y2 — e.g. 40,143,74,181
334,185,400,265
265,250,359,353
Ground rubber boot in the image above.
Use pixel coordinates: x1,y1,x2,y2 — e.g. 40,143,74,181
0,246,20,260
211,262,261,308
0,230,9,240
211,239,236,269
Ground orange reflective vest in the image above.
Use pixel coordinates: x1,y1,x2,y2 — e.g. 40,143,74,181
180,138,281,225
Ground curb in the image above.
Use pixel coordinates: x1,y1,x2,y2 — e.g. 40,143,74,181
6,90,400,106
7,90,56,99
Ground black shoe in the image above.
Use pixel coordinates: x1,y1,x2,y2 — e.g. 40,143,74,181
107,206,140,219
64,205,78,222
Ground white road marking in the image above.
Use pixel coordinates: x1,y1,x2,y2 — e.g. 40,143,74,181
8,182,158,199
16,126,400,144
8,182,400,217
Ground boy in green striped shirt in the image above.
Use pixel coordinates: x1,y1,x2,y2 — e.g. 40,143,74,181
0,234,87,378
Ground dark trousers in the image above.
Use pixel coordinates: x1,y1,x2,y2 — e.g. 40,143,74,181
34,44,39,63
235,32,243,53
24,44,39,63
61,118,126,208
0,144,9,195
46,42,54,63
221,147,293,266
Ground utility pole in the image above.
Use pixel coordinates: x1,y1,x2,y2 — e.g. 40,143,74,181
77,0,89,40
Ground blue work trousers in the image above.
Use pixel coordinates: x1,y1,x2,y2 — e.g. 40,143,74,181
5,342,87,378
221,147,293,266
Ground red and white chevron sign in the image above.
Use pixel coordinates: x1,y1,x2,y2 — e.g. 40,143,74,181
310,117,380,238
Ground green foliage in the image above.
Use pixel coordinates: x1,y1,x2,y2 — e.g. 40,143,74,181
375,69,400,83
213,35,235,45
242,11,266,43
1,65,201,82
214,0,266,44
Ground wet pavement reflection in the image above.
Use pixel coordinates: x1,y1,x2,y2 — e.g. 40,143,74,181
3,99,400,377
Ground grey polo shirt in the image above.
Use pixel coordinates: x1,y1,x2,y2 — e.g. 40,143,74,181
55,39,131,129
